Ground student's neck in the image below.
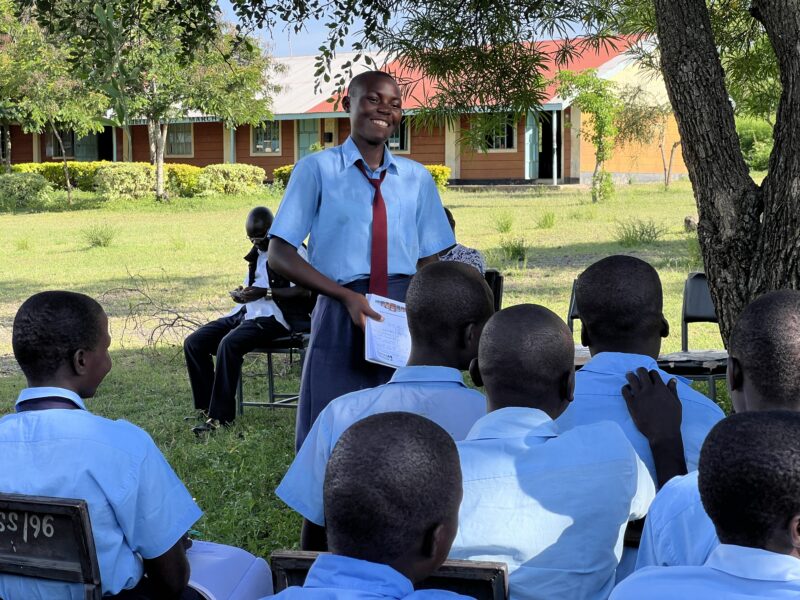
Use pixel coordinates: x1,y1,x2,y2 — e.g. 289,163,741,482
407,346,464,370
589,338,661,360
352,136,385,171
26,376,82,396
487,390,564,419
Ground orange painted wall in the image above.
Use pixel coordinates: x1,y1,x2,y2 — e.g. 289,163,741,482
235,122,295,178
9,126,33,163
579,112,687,178
459,115,526,180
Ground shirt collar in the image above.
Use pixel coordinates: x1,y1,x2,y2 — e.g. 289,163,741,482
388,365,468,387
705,544,800,582
304,554,413,599
466,406,559,441
16,387,87,411
342,136,398,176
580,351,691,384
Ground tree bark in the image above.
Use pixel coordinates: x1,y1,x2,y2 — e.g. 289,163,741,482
2,123,11,173
50,124,73,205
146,118,168,200
666,141,679,190
653,0,767,344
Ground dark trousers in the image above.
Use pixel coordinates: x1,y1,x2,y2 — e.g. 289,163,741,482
184,311,289,424
295,276,411,451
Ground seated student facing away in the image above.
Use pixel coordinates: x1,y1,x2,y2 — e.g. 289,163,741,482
611,411,800,599
265,412,471,600
636,289,800,569
185,206,311,434
450,305,656,600
558,255,724,478
277,261,493,550
0,292,272,600
438,207,486,275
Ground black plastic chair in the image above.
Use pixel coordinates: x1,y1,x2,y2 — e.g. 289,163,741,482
567,279,580,332
0,494,102,600
681,272,723,401
484,269,504,312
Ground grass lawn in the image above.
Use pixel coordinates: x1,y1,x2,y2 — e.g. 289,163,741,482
0,178,732,558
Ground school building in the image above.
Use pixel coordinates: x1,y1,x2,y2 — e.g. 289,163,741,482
3,38,687,184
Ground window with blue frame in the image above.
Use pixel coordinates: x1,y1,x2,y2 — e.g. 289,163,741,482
485,113,517,150
387,116,410,152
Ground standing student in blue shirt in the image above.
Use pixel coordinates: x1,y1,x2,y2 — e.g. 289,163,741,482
265,412,471,600
634,290,800,570
277,261,493,550
451,305,658,600
268,71,455,451
611,411,800,599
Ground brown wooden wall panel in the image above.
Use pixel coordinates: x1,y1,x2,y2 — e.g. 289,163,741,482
129,122,225,166
405,123,445,165
131,125,150,163
10,126,33,163
459,116,525,180
338,118,351,142
235,122,295,178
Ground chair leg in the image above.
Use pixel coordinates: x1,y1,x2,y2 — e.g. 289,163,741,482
237,375,244,416
707,375,717,403
267,351,277,406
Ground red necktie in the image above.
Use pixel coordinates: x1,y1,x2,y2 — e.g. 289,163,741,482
355,159,389,297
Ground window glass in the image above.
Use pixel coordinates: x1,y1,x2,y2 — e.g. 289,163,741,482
45,130,75,158
166,123,193,156
387,116,410,152
253,122,281,153
486,114,516,150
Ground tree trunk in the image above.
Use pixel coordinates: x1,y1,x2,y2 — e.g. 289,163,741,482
2,123,11,173
591,159,602,203
652,0,776,345
50,124,73,205
146,119,168,200
659,135,668,190
666,141,680,190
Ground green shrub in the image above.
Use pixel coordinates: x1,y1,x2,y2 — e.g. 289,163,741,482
272,164,294,187
81,223,117,247
425,164,451,190
686,233,703,268
199,164,265,195
536,211,556,229
166,164,206,197
493,212,514,234
0,173,53,212
500,235,527,261
615,218,667,247
736,117,773,171
11,161,111,191
750,140,772,172
591,170,614,203
95,163,155,200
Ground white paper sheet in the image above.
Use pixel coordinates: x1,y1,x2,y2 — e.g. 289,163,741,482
364,294,411,368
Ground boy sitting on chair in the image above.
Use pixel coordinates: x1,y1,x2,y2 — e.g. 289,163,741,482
635,289,800,569
277,261,493,550
267,412,470,600
0,292,271,600
451,305,659,600
611,411,800,599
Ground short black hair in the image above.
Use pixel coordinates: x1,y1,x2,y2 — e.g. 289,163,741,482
729,290,800,410
699,411,800,549
347,71,399,99
443,207,456,230
406,261,494,345
13,291,106,381
324,412,462,564
576,255,663,343
479,304,574,398
246,206,274,238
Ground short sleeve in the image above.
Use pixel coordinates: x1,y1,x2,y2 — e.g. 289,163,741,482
275,406,336,526
629,452,656,520
635,511,663,569
269,159,321,249
415,170,455,258
113,431,203,559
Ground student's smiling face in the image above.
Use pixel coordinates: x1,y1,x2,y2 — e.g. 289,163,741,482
343,74,402,146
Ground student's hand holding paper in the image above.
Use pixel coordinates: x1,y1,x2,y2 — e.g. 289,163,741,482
343,290,383,329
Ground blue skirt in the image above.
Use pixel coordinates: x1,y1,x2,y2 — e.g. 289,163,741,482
295,276,412,451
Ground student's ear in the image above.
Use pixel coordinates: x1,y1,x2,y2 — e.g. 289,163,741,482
660,315,669,339
342,95,352,113
580,323,590,348
462,322,480,350
71,349,88,376
468,357,483,388
789,514,800,551
727,356,744,392
560,368,575,404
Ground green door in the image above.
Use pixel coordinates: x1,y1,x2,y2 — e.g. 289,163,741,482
297,120,320,159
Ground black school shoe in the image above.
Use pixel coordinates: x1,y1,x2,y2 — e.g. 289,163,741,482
192,418,230,437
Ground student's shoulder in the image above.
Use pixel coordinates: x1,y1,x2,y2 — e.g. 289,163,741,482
73,413,162,460
675,379,726,417
392,155,436,180
558,419,640,463
405,590,476,600
650,471,702,521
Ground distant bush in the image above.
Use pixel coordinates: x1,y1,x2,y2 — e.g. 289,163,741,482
12,161,111,191
592,171,614,203
166,164,206,197
500,235,526,261
199,164,265,195
81,223,117,247
0,172,53,212
272,164,294,187
686,233,703,268
736,117,773,171
615,218,667,247
95,163,155,200
537,211,556,229
425,165,451,190
493,212,514,234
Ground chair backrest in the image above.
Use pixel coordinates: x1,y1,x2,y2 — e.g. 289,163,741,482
681,272,718,351
0,493,101,600
484,269,504,313
567,279,580,332
270,551,508,600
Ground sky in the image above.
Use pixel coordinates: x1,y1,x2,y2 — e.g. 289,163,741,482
218,0,360,57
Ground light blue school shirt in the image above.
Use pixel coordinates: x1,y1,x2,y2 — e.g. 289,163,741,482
558,352,725,479
276,366,486,525
0,387,203,599
265,553,473,600
269,136,455,285
611,545,800,599
451,407,655,600
636,470,718,569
